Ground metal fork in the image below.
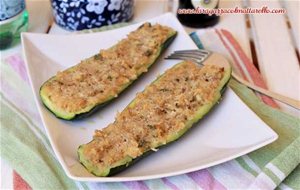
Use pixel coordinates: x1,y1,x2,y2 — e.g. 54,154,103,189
166,49,300,110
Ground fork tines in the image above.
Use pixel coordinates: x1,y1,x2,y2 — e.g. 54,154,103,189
174,49,210,54
165,49,211,64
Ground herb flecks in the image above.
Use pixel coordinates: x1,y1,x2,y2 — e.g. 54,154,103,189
144,50,153,57
94,54,102,60
147,124,155,129
159,88,169,92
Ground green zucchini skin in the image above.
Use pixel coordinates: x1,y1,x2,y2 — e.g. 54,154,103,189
78,144,153,176
39,30,177,121
78,61,232,177
107,77,231,177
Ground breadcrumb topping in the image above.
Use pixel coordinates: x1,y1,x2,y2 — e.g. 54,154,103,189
83,61,225,169
41,23,175,113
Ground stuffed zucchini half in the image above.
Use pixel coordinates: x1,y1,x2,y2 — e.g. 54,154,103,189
39,23,177,120
78,60,232,177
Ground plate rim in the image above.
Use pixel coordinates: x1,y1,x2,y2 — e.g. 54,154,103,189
21,12,278,182
69,135,277,182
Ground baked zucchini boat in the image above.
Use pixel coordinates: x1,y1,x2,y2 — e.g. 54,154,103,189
78,60,231,177
40,23,177,120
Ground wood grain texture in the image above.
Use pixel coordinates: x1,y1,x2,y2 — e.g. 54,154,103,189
248,0,300,116
217,0,252,59
283,1,300,51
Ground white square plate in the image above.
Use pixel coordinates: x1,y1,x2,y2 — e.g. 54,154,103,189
22,13,278,182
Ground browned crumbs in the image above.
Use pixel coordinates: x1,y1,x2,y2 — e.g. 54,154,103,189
83,61,225,168
41,23,175,113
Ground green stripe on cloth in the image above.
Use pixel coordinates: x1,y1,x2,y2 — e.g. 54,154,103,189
193,31,300,188
282,165,300,190
236,157,259,176
247,114,299,169
0,94,78,190
269,137,300,177
264,169,282,185
229,79,300,187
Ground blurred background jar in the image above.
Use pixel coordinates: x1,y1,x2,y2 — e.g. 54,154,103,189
177,0,219,28
0,0,28,50
51,0,134,31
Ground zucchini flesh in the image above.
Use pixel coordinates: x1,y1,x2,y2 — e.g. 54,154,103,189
78,61,232,177
39,23,177,120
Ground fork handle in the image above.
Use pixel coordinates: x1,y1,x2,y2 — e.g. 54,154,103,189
232,73,300,110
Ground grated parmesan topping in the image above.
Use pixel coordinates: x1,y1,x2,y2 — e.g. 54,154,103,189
42,23,175,113
83,61,225,169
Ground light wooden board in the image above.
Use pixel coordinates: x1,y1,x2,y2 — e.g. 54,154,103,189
248,0,300,116
134,0,169,22
216,0,251,59
26,0,52,33
283,0,300,51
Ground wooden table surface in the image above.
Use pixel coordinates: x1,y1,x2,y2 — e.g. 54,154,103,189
1,0,299,188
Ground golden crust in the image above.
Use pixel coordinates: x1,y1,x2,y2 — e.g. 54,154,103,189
42,23,175,113
84,61,225,168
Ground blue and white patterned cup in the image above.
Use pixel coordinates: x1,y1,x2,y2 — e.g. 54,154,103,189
51,0,134,31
